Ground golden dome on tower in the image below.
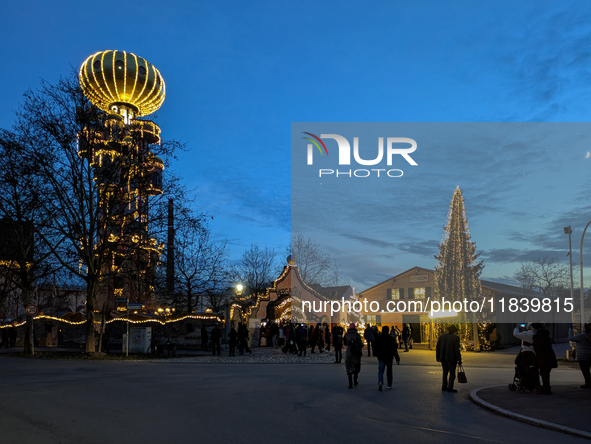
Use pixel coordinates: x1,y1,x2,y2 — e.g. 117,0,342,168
79,50,165,117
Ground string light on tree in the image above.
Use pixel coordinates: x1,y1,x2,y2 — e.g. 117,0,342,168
434,186,488,349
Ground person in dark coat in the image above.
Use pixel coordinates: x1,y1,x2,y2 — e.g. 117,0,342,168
531,323,557,394
297,324,309,357
210,323,222,356
324,324,331,352
436,325,462,393
364,324,375,356
375,326,397,390
310,323,322,353
389,325,401,365
344,323,363,388
8,324,16,347
569,323,591,388
402,324,410,352
1,327,9,348
238,323,251,355
228,325,238,357
201,325,209,351
332,324,344,363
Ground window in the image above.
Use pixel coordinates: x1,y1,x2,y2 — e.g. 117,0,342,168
388,288,400,300
414,288,426,299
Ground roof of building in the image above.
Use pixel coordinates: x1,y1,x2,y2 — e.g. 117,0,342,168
357,266,545,297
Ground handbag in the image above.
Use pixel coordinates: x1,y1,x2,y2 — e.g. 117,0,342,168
457,364,467,384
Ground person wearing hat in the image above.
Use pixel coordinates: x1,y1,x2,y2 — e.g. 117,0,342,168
344,323,364,389
436,325,462,393
531,322,557,394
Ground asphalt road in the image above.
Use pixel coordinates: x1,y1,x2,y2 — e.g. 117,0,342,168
0,349,586,444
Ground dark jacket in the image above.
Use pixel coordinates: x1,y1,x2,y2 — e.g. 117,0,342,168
228,328,238,347
332,325,344,347
364,326,375,342
402,325,410,340
436,332,461,363
344,329,363,374
374,333,397,361
533,328,558,369
297,325,309,342
210,326,222,342
238,325,249,340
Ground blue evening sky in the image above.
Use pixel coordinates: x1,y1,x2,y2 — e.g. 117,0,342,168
2,1,591,289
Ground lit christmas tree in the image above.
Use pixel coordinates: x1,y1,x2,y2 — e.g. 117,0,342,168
434,186,485,348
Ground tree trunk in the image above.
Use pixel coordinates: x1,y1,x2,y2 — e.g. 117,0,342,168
22,288,34,355
98,303,107,353
85,281,96,353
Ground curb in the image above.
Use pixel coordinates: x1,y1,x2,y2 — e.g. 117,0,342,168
470,386,591,441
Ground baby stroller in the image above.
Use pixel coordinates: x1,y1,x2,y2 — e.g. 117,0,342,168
508,350,539,393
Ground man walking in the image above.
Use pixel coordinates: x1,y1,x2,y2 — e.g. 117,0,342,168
436,325,462,393
238,323,251,355
201,324,209,351
402,324,410,352
375,326,397,391
297,324,309,357
364,323,376,357
332,323,344,363
210,323,222,356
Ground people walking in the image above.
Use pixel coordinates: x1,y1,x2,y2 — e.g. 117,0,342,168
332,323,344,363
389,325,401,365
317,323,325,352
297,324,309,357
1,327,9,348
375,326,397,390
228,325,238,356
310,323,321,353
531,323,557,394
364,323,375,356
201,324,209,351
278,323,285,347
344,323,363,388
210,323,222,356
288,323,298,354
324,323,331,352
569,323,591,389
238,323,251,355
436,325,462,393
402,324,410,352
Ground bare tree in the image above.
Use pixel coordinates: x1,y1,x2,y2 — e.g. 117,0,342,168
328,259,351,287
231,244,279,298
10,75,182,352
161,216,228,313
514,256,570,297
289,234,333,285
0,130,61,354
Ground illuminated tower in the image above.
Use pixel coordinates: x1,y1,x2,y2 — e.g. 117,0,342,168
78,50,166,309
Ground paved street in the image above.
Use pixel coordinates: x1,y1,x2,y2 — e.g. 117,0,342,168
0,346,588,443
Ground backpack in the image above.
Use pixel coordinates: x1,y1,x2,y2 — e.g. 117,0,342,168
350,336,362,357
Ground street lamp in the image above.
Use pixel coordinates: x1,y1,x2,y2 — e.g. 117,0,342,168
579,222,590,331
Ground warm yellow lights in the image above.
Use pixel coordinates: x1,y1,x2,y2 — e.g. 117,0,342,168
0,314,222,329
79,50,165,118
